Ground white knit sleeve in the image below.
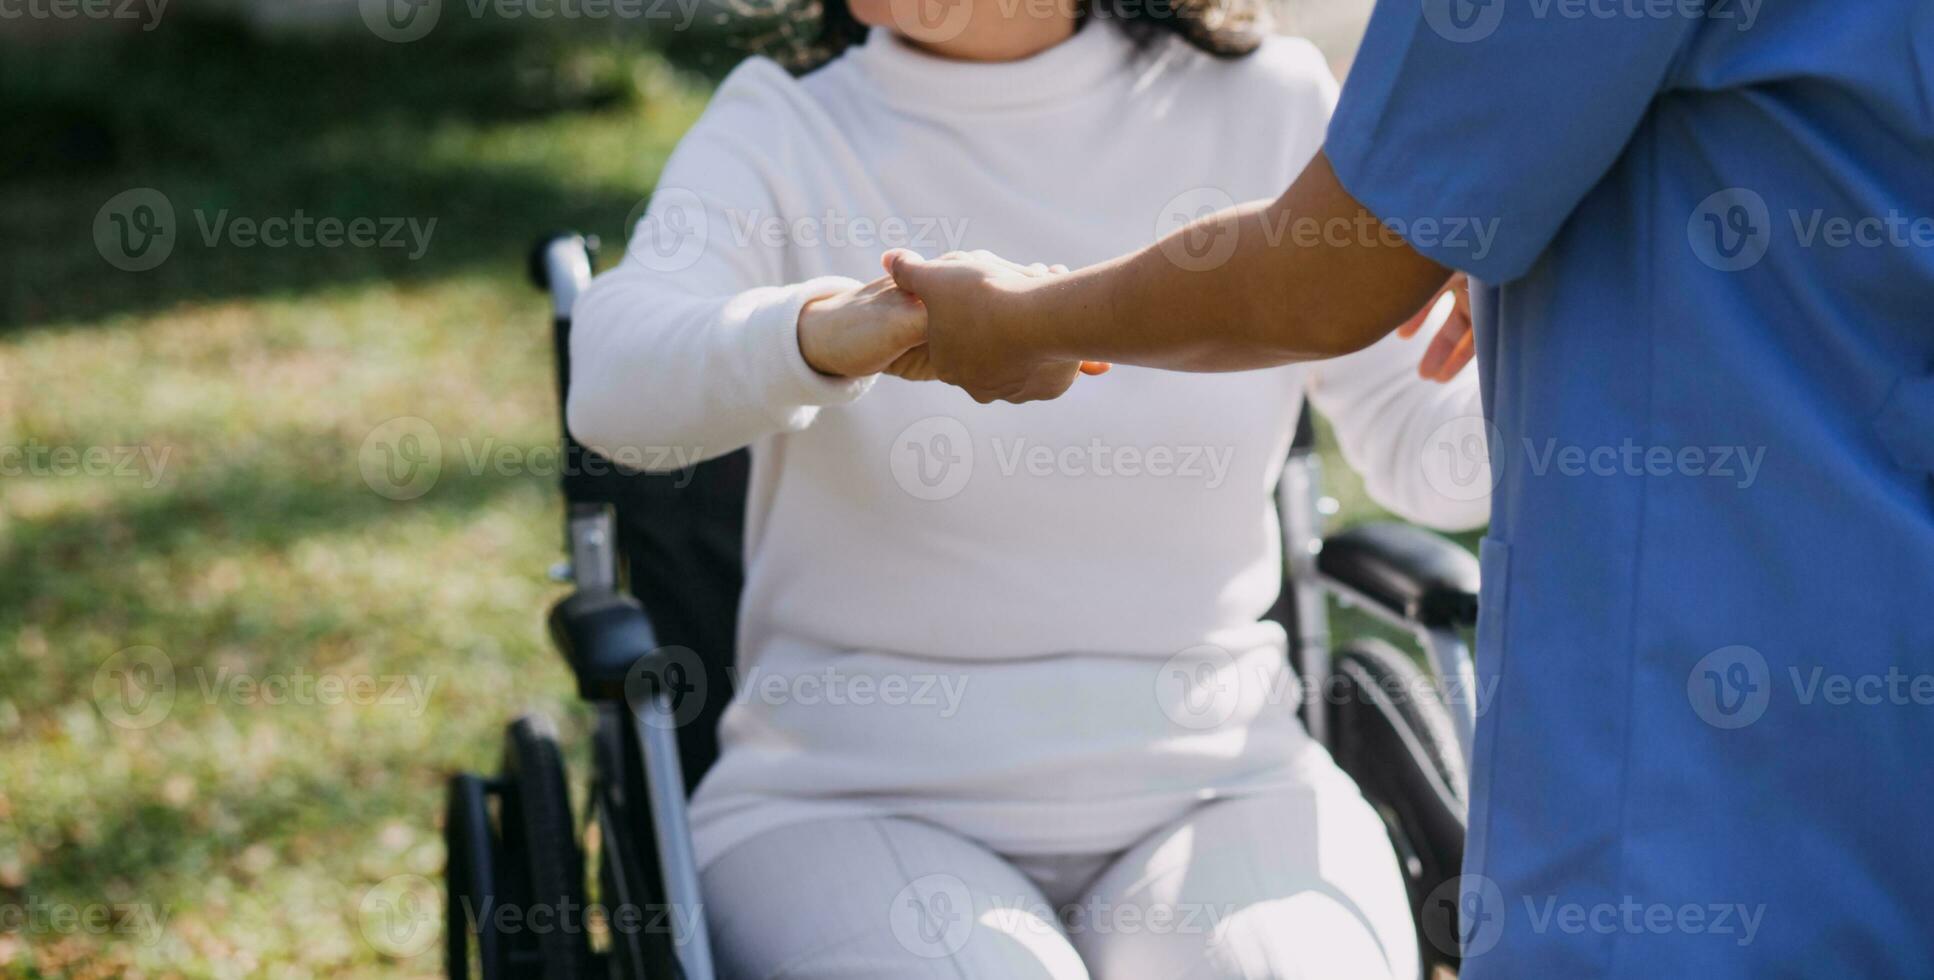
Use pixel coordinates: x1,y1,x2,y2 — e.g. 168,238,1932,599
1305,327,1492,531
566,62,872,472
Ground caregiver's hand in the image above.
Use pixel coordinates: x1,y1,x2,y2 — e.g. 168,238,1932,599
1397,272,1475,382
884,249,1103,404
797,275,929,378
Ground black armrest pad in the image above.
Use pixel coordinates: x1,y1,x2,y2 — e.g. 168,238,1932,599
548,590,660,700
1317,522,1479,629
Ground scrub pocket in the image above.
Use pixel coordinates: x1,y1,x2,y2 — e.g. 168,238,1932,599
1462,536,1512,881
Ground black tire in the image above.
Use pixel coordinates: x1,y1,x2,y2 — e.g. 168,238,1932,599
445,773,506,980
1334,639,1466,805
501,714,593,980
1326,638,1469,971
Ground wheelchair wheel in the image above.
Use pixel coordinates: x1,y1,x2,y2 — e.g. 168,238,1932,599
446,772,507,980
1326,639,1468,972
499,713,594,980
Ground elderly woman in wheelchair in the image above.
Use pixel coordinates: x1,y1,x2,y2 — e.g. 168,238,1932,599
443,0,1493,977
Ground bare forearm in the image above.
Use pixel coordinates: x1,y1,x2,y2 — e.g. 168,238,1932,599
1022,151,1452,372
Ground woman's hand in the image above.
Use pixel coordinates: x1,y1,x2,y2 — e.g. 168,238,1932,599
797,275,929,378
1396,273,1475,382
882,249,1109,399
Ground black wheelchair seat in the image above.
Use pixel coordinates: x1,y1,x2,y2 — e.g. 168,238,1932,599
1320,522,1480,630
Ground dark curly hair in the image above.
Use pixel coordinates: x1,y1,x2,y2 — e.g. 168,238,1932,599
751,0,1265,72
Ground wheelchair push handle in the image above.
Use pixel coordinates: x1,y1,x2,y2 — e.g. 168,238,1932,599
528,232,597,318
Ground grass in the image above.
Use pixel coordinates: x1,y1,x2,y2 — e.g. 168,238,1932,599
0,15,1461,977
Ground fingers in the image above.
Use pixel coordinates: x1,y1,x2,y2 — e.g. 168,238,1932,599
883,248,932,296
884,345,937,382
1419,308,1473,381
1431,318,1476,381
1397,279,1454,339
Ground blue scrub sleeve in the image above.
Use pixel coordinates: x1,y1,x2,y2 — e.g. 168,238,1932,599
1326,0,1701,282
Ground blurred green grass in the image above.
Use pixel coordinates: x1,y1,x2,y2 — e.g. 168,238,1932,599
0,15,1462,977
1,14,714,976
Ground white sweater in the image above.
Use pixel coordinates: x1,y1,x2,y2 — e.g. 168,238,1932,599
569,24,1490,867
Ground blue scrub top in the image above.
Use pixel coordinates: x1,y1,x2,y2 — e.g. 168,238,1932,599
1328,2,1934,976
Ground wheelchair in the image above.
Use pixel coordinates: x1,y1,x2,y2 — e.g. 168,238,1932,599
442,232,1484,980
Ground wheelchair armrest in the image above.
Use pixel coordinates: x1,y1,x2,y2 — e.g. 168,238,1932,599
548,589,659,700
1317,522,1479,629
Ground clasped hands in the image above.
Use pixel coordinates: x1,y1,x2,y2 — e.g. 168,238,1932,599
797,249,1471,401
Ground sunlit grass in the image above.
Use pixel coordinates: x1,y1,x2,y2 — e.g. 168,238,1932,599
1,16,708,974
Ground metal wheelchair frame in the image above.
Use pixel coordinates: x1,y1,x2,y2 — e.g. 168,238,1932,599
442,234,1483,980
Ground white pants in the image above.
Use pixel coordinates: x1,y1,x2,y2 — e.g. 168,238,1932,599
699,768,1421,980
